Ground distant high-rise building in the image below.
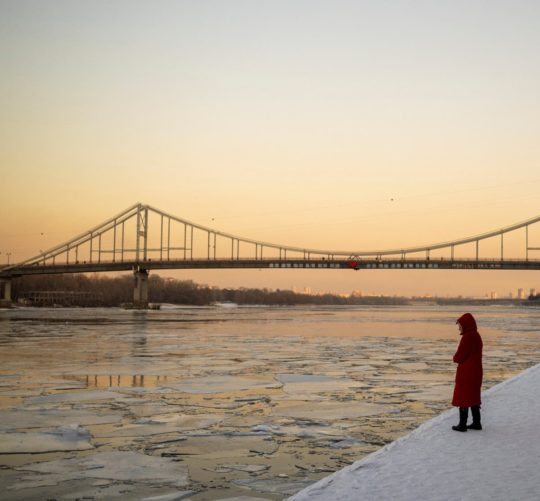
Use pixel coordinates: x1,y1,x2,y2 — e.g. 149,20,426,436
517,288,526,299
531,288,537,298
489,291,498,300
509,292,515,299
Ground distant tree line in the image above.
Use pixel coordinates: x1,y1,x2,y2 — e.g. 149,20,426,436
11,273,407,307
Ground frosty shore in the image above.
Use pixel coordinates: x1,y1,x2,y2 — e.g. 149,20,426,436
289,362,540,501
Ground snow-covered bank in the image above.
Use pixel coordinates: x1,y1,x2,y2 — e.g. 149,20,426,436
289,363,540,501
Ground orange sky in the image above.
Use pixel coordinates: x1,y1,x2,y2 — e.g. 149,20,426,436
1,1,539,296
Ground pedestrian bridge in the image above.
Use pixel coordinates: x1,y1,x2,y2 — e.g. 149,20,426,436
1,203,539,305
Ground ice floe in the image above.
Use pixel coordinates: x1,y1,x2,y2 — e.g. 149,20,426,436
138,491,194,501
234,477,315,495
0,425,94,454
213,496,270,501
24,389,127,405
273,401,393,420
17,451,189,486
210,464,270,474
100,412,225,437
163,375,273,394
0,408,122,430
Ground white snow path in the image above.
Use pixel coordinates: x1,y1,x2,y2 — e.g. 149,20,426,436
288,363,540,501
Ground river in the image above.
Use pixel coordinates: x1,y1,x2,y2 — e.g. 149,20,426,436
0,304,538,500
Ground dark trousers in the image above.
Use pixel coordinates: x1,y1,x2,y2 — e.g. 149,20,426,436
459,405,481,426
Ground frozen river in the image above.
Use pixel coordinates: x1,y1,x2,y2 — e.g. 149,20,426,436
0,304,538,500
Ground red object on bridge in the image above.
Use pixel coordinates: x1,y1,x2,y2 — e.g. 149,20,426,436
348,260,359,270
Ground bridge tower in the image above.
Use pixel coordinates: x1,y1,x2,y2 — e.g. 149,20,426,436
133,268,149,308
131,204,150,308
0,278,12,307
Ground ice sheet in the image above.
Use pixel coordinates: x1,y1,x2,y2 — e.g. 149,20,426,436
24,389,127,405
18,451,189,486
158,434,278,458
0,408,122,430
213,464,270,474
233,477,315,495
163,375,274,394
101,413,225,437
0,430,93,454
273,401,393,420
277,374,364,395
137,491,194,501
214,496,270,501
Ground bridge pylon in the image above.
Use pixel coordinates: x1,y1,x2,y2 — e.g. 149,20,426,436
133,268,149,308
0,278,12,308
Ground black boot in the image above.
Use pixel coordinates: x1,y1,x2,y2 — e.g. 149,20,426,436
452,407,468,432
468,405,482,430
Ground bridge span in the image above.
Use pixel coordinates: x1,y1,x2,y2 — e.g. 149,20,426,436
1,203,539,306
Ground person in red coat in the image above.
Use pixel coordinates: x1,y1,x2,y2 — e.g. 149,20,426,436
452,313,483,432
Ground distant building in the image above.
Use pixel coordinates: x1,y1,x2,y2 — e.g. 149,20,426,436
509,292,515,299
530,288,537,297
517,288,526,299
351,289,363,297
489,291,498,300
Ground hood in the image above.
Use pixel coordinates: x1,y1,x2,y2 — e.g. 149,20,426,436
456,313,478,333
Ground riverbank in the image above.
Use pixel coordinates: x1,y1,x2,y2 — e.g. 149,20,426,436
289,362,540,501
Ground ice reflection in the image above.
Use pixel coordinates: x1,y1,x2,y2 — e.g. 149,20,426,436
0,304,538,500
83,374,171,388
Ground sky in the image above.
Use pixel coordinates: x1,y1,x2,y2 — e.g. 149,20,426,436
1,0,539,296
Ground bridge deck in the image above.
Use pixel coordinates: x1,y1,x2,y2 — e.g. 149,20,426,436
1,257,540,278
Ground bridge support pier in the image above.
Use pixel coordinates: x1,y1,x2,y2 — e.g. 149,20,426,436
133,269,149,308
0,279,12,308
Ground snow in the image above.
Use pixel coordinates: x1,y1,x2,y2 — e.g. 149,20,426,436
288,363,540,501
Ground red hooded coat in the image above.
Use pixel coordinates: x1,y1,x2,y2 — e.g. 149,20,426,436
452,313,483,407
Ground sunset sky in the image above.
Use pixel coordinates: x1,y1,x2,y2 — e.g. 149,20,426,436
1,1,539,296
